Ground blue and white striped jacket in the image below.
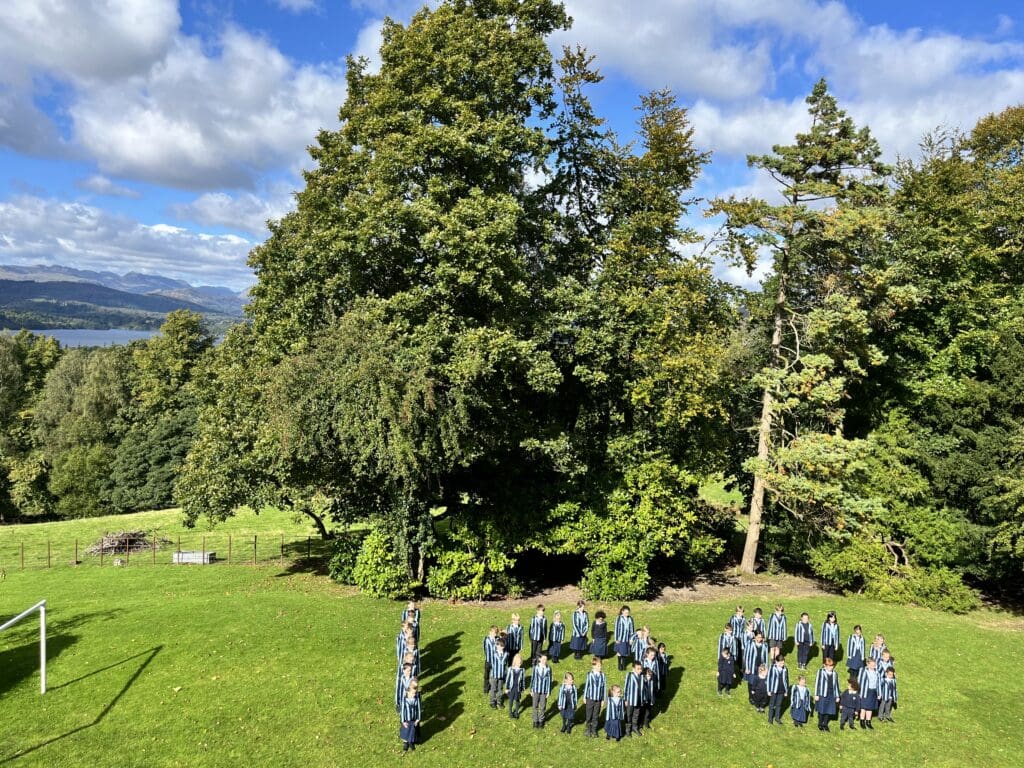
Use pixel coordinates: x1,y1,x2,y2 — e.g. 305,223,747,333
623,671,642,705
767,612,787,642
795,620,815,645
400,695,421,723
529,615,548,642
767,664,789,695
583,670,606,701
821,621,841,649
549,621,565,644
744,641,767,675
614,615,634,644
558,683,578,710
531,664,552,695
572,610,589,639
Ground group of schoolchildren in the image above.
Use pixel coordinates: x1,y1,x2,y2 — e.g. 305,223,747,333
483,602,671,741
717,605,899,732
395,601,424,752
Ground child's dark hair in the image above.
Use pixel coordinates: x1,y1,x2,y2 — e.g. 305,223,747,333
849,680,860,692
800,612,809,618
854,624,862,632
620,605,630,614
754,607,763,614
724,623,732,630
595,610,606,620
537,603,545,610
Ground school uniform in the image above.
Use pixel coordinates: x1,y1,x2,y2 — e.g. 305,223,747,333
548,621,565,662
717,654,734,694
404,648,420,678
583,669,606,736
529,614,548,662
795,620,815,668
530,664,552,727
395,672,414,713
483,634,497,694
751,615,766,639
506,623,524,657
870,643,885,663
639,675,656,728
729,614,747,666
718,631,737,660
877,658,894,676
766,612,787,650
590,620,609,658
766,664,790,723
846,634,866,672
505,665,525,718
604,696,624,740
489,650,509,708
743,641,768,701
623,670,643,735
814,666,840,730
558,682,578,733
396,631,410,666
751,675,769,711
858,667,880,711
402,608,420,642
878,676,898,721
641,656,659,698
790,684,811,726
614,615,635,670
820,621,841,662
839,689,860,729
630,632,648,664
656,650,669,697
399,694,421,747
570,610,589,659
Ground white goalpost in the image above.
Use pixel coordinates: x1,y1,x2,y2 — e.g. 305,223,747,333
0,599,47,693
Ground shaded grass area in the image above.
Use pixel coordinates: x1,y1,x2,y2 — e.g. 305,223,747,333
1,565,1022,767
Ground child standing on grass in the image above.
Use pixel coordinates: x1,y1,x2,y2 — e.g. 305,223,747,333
820,611,840,663
604,685,625,741
530,653,552,728
489,639,508,709
399,680,421,753
395,663,414,713
751,607,766,640
795,612,815,670
640,667,656,730
870,634,886,663
840,679,860,731
878,667,897,722
877,649,894,676
558,671,578,734
506,613,524,659
623,661,644,736
583,657,606,738
814,656,840,731
767,604,787,661
766,655,789,725
506,652,526,719
790,674,811,727
744,632,768,704
548,610,566,663
529,605,548,664
718,622,737,661
717,647,734,695
751,665,769,713
847,625,866,675
630,625,650,665
857,657,880,729
590,611,609,658
403,639,420,677
642,647,660,700
402,601,420,642
571,601,589,660
396,622,413,666
614,606,634,671
656,642,669,700
483,625,498,695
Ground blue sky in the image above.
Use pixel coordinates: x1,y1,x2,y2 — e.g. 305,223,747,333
1,0,1023,290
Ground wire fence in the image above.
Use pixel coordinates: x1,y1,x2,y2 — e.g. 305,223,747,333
0,534,334,571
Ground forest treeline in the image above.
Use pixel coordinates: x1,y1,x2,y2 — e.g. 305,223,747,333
2,1,1022,609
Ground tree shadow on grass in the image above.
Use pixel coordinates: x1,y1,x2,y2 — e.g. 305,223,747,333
418,632,465,743
420,632,463,676
1,645,163,764
420,678,465,743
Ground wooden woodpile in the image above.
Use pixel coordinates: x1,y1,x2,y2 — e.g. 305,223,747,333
86,531,169,556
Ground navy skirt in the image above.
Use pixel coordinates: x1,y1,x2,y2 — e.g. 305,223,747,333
604,718,623,739
590,637,608,656
861,689,879,709
399,722,418,743
816,698,837,716
570,636,588,652
614,641,631,657
792,706,809,723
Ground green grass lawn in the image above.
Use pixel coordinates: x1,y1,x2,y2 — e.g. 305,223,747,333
2,550,1022,768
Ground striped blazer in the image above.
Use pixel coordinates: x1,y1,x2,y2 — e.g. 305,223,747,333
623,671,642,705
744,641,768,675
549,622,565,644
614,615,634,644
529,615,548,642
583,670,606,701
400,695,421,723
767,664,790,695
490,652,509,680
606,697,624,721
571,610,589,639
847,634,866,664
879,676,898,703
729,614,746,638
558,683,578,710
506,623,524,653
718,632,737,657
820,621,841,649
858,666,880,694
795,621,815,645
505,666,525,693
814,667,840,700
767,613,787,642
531,664,552,695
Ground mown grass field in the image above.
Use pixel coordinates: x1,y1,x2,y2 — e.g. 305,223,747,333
1,514,1022,767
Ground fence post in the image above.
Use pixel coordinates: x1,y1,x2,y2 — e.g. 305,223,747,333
75,539,78,565
47,541,51,569
280,534,284,566
253,535,257,566
202,536,206,565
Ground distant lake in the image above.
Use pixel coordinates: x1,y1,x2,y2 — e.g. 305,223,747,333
19,329,158,347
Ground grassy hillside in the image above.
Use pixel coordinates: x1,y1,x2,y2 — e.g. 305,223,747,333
0,539,1020,767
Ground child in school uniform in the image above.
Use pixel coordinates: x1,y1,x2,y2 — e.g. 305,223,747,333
820,611,841,663
814,656,841,731
846,624,866,674
877,649,894,676
402,601,420,642
395,663,414,713
399,680,421,752
505,652,526,719
558,672,578,734
742,620,755,667
656,642,669,700
729,607,746,672
583,656,607,737
751,665,769,713
857,657,880,729
623,661,644,736
630,625,650,665
530,653,552,728
878,667,897,722
483,625,498,694
743,632,768,704
766,655,789,724
640,667,656,729
396,623,413,666
767,604,787,661
795,612,815,670
571,601,589,660
790,674,811,727
840,679,860,731
642,647,659,701
604,685,625,741
870,634,886,663
529,605,547,663
506,613,524,659
751,607,766,640
614,606,635,671
548,610,566,663
718,623,737,661
717,648,734,695
402,649,420,680
590,611,609,658
489,639,508,709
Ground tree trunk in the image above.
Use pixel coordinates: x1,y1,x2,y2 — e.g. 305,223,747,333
301,507,334,540
741,276,787,575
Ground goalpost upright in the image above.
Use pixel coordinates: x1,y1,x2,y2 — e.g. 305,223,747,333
0,599,47,693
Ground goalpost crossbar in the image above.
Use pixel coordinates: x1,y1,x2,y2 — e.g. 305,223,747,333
0,599,47,693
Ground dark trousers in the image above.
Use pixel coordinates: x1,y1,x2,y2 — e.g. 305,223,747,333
624,703,641,734
530,639,543,661
640,703,652,728
532,693,547,725
823,645,836,662
617,655,628,671
878,700,893,719
717,682,730,694
483,661,492,693
561,707,574,731
797,643,811,667
818,712,831,729
508,691,522,718
768,693,785,722
840,708,857,728
585,699,601,734
489,678,504,707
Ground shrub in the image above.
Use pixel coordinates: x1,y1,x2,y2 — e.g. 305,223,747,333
327,532,363,585
867,567,981,614
580,558,650,601
424,521,516,600
351,527,415,599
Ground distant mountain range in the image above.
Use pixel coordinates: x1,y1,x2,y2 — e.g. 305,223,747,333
0,264,248,332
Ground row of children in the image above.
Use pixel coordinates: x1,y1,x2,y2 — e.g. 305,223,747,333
396,601,423,753
717,605,899,732
483,602,672,741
